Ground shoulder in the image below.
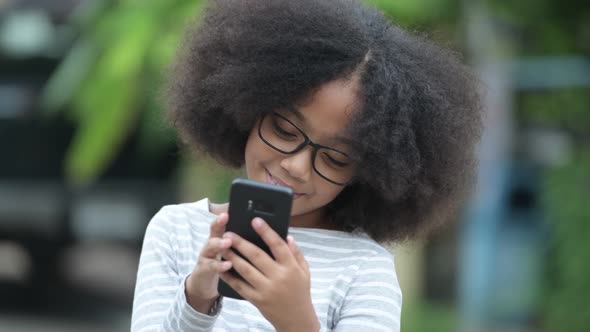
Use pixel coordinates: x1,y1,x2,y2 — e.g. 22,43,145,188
290,228,397,271
339,239,402,321
291,228,394,256
144,198,216,241
348,237,398,277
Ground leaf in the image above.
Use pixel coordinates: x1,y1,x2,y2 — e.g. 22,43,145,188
366,0,456,24
136,1,205,160
39,38,99,115
66,78,140,186
66,8,159,185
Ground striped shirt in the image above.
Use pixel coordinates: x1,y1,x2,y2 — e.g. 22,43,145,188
131,198,402,331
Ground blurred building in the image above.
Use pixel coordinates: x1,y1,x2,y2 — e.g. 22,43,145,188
0,1,178,331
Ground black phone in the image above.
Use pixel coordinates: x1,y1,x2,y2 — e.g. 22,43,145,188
217,178,293,300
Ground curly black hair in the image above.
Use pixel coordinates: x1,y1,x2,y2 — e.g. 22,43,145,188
166,0,483,243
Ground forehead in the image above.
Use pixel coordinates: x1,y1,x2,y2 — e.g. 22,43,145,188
290,79,359,143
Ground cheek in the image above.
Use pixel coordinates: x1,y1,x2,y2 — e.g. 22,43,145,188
312,181,345,203
244,131,260,173
244,129,276,174
293,184,343,216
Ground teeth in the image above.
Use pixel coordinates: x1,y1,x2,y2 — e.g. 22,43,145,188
268,171,301,197
269,174,279,185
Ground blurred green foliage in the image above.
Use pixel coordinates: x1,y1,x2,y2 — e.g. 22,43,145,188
519,88,590,137
367,0,458,27
542,151,590,331
42,0,204,185
525,87,590,330
39,0,590,328
488,0,590,55
402,302,457,332
504,0,590,330
41,0,465,186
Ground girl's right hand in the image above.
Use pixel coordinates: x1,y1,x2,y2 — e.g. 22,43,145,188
185,212,233,313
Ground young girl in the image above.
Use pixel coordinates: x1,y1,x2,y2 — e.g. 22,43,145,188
131,0,482,331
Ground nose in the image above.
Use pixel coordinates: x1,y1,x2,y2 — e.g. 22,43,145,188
279,146,313,183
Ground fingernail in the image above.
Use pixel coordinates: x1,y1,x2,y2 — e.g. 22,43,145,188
253,218,264,228
223,232,234,239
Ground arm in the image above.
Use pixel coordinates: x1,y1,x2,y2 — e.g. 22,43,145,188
333,253,402,332
130,206,222,332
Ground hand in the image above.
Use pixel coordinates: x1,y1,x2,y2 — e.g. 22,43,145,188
219,218,319,332
185,213,233,313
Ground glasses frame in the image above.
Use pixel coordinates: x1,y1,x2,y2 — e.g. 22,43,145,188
258,112,355,186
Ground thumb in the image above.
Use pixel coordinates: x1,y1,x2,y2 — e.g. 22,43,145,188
210,213,228,238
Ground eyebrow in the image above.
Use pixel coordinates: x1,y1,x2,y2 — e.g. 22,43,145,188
287,105,306,121
287,106,354,146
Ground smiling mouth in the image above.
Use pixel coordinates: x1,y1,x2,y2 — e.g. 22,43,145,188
265,170,304,199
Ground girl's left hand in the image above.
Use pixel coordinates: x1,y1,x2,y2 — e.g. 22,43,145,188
219,217,319,332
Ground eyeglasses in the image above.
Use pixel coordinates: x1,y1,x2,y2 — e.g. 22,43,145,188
258,112,356,186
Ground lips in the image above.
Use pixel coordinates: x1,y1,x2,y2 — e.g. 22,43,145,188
265,169,304,199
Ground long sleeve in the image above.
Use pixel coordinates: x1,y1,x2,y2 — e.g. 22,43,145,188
332,252,402,332
131,206,221,332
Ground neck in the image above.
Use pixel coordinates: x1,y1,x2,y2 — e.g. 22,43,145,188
290,207,340,231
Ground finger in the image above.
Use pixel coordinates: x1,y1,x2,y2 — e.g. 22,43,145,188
221,248,266,288
223,232,276,276
251,217,292,264
198,257,233,273
209,213,229,238
200,237,232,259
219,271,257,302
287,235,308,270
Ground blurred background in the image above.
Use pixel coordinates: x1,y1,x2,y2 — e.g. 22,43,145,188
0,0,588,331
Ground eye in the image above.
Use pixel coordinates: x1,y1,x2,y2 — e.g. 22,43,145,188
321,151,352,168
272,118,298,140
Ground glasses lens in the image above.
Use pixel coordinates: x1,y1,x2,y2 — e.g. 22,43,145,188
314,147,355,184
260,113,305,153
259,113,355,185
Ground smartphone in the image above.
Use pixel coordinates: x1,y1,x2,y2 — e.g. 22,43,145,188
218,178,293,300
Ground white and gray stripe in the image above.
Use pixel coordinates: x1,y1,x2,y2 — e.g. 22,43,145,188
131,198,402,331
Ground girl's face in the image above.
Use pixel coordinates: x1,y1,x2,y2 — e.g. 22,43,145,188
244,79,359,229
